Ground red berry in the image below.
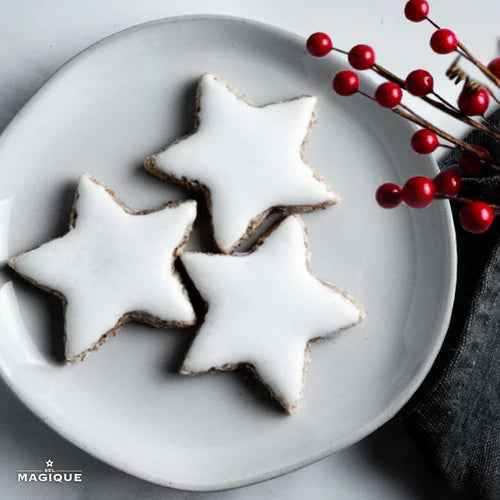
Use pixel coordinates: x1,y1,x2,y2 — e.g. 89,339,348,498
405,69,434,96
375,82,403,108
332,71,360,96
458,87,490,116
487,57,500,79
402,176,436,208
459,145,490,175
434,170,462,197
376,183,402,208
306,32,332,57
348,45,375,70
411,129,439,154
459,201,494,233
430,29,458,54
404,0,429,22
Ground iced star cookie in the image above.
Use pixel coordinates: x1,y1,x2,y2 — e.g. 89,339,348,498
9,175,197,362
145,73,338,254
180,215,365,414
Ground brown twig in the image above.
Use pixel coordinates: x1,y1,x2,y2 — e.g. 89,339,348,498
437,194,500,211
432,91,460,112
373,63,500,140
446,56,500,105
391,106,500,169
457,41,500,89
357,89,498,166
421,16,500,88
425,17,440,30
372,63,405,87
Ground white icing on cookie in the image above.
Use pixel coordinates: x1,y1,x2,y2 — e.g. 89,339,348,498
147,73,338,253
180,215,364,414
9,175,197,361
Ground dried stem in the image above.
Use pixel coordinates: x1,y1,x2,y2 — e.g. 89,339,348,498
425,17,440,30
457,41,500,89
333,47,349,56
356,89,497,165
446,57,500,106
438,194,500,211
373,63,500,140
390,106,500,169
332,38,500,166
432,91,460,112
372,63,405,87
421,17,500,88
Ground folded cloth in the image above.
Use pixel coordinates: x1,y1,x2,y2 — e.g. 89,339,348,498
404,110,500,500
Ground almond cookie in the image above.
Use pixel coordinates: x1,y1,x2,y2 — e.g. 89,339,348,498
9,174,197,362
145,73,338,254
180,215,365,414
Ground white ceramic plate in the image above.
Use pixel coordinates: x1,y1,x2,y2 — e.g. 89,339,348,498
0,16,456,491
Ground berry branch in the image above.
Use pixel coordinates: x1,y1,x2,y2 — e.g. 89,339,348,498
306,0,499,234
324,36,500,141
446,56,500,106
456,42,500,88
373,64,500,140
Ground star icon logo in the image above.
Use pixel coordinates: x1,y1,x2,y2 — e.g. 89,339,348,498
45,459,54,468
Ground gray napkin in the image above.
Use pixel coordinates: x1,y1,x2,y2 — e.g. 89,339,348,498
403,110,500,500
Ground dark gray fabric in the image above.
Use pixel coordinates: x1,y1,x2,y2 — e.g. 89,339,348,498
404,110,500,500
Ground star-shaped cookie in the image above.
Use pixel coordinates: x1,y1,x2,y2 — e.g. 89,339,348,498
180,215,365,414
145,73,338,254
9,175,197,362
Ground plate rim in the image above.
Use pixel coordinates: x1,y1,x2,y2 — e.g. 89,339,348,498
0,14,457,491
